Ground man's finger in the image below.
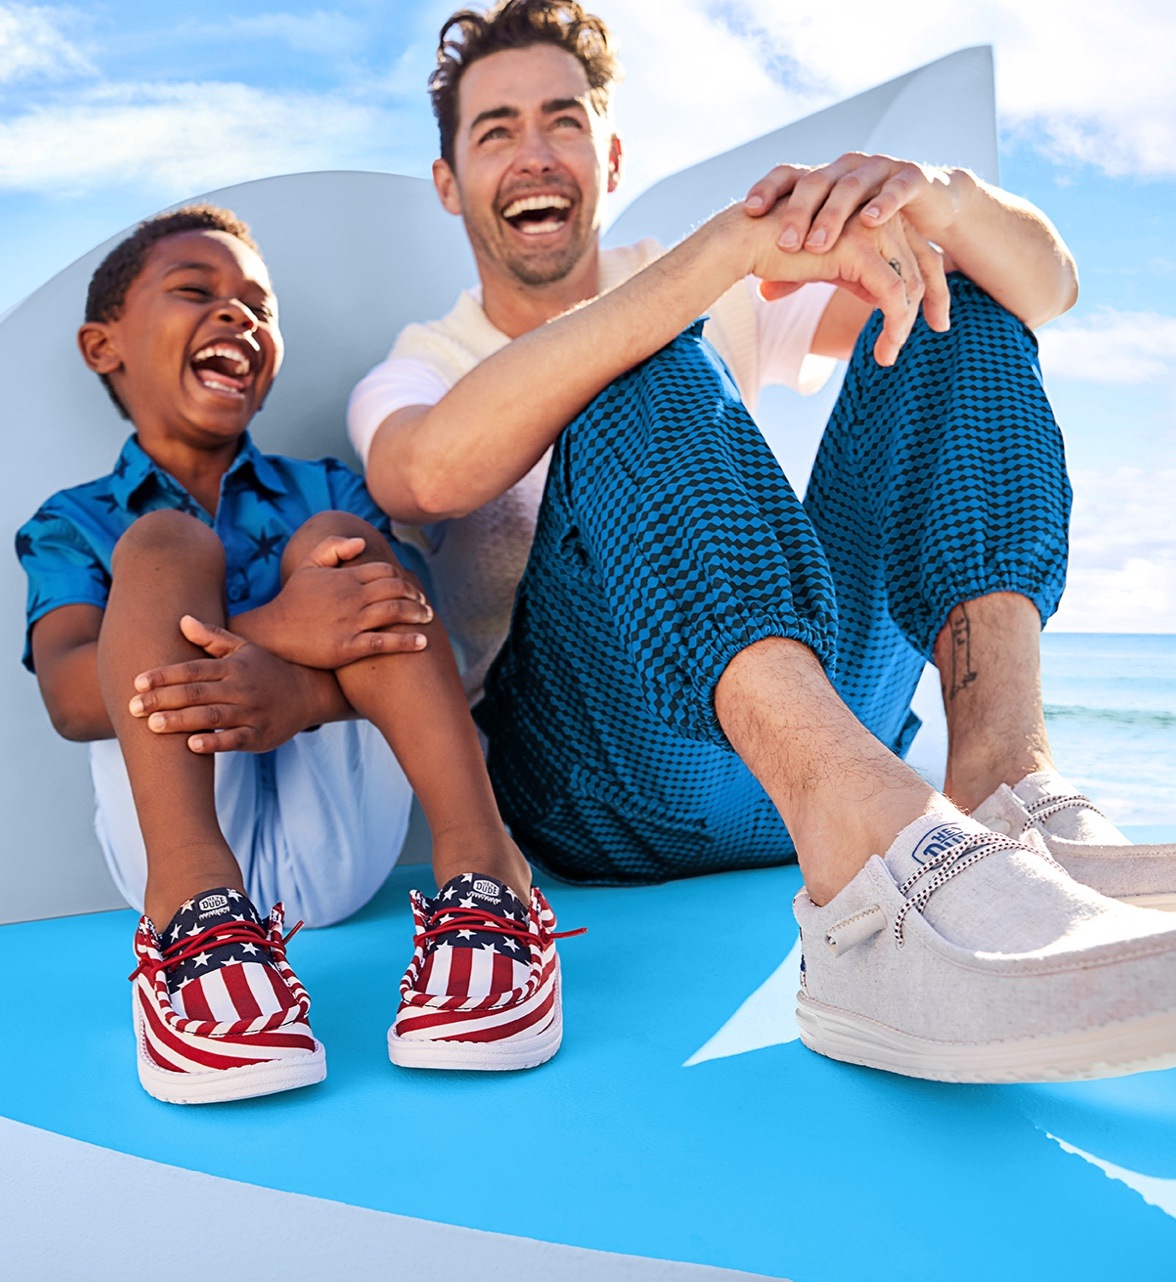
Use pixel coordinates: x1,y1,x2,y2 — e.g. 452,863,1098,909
858,165,923,228
801,157,898,253
856,253,916,366
743,164,810,216
773,153,865,250
907,225,951,331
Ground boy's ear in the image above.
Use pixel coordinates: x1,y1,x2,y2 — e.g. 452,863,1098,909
77,322,124,375
432,158,463,216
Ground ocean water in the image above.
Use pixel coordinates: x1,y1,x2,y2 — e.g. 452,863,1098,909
1039,632,1175,827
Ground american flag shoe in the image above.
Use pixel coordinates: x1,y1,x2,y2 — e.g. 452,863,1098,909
129,888,326,1104
388,873,584,1071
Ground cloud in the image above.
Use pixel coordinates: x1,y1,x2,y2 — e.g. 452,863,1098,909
177,10,367,61
630,0,1176,181
0,81,394,196
1037,308,1176,384
1052,468,1176,631
0,2,90,84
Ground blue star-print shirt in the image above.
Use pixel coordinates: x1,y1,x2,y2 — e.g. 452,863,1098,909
16,432,418,671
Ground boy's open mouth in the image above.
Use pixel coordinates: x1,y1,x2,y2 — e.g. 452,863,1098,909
500,194,573,236
190,341,256,398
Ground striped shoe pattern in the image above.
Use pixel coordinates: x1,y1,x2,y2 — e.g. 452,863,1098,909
130,902,326,1104
388,875,584,1072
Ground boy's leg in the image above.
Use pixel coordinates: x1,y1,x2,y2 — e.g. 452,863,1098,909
98,509,242,929
279,513,530,899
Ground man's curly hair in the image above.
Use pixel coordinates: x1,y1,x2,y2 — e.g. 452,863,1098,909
85,205,259,417
430,0,620,168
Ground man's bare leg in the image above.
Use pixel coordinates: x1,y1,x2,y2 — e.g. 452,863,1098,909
932,592,1054,814
715,636,949,906
98,511,243,929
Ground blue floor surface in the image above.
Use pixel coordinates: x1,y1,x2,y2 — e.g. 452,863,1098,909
2,857,1175,1281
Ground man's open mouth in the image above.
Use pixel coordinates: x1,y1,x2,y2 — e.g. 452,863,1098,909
190,340,256,398
500,194,573,236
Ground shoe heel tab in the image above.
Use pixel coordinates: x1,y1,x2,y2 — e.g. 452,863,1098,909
824,905,887,956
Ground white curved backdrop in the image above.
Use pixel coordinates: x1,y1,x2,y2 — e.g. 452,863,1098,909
0,48,996,923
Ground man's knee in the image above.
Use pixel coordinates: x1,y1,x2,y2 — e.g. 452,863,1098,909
111,509,224,577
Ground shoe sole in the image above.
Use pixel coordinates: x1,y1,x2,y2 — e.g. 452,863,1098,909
387,975,563,1072
796,992,1176,1084
135,1000,326,1105
1120,892,1176,913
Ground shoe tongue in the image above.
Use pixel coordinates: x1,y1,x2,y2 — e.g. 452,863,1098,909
158,888,264,992
428,873,528,947
1011,769,1128,845
882,813,983,886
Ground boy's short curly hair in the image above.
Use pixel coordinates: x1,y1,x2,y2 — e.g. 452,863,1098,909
430,0,619,167
85,204,259,417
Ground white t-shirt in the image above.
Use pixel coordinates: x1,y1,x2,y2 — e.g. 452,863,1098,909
348,239,836,703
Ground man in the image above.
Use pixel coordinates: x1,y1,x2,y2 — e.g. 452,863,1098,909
349,0,1176,1081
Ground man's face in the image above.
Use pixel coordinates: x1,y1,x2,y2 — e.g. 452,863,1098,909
434,43,621,289
80,230,283,448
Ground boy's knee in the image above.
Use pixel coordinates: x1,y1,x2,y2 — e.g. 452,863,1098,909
281,510,400,577
111,510,223,575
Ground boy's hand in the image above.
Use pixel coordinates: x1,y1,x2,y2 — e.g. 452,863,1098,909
129,616,330,754
264,535,433,669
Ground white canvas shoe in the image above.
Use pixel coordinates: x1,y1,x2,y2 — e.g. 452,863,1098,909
793,816,1176,1083
974,769,1176,911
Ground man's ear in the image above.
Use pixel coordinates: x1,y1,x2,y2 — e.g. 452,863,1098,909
607,134,623,194
77,322,123,375
432,158,463,216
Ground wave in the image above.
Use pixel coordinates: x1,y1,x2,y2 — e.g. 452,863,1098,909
1043,703,1176,729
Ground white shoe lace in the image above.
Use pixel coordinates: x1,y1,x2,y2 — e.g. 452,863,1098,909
1024,792,1108,828
893,833,1027,946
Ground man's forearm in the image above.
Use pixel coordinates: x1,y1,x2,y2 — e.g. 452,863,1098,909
935,169,1078,328
368,206,756,523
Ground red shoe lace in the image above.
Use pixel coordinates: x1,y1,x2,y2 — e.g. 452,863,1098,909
415,905,586,951
129,918,303,983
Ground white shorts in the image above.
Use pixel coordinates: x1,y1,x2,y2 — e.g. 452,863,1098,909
89,721,413,927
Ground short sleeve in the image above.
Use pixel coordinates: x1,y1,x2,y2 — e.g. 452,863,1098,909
749,280,839,395
321,458,393,534
347,356,451,468
15,507,111,671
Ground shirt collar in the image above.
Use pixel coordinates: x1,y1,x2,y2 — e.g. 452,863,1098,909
111,432,288,511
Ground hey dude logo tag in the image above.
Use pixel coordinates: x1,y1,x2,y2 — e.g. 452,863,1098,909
911,824,968,866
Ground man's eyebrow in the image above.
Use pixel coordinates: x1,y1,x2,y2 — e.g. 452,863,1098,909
161,262,216,276
541,97,586,115
468,105,519,134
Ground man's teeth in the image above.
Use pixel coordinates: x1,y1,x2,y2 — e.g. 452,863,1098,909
501,194,572,220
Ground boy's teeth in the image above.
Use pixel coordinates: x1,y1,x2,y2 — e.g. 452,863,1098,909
191,343,251,375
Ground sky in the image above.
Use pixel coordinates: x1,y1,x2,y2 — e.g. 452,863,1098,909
2,0,1174,630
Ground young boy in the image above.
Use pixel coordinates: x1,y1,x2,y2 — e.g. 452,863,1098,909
16,205,572,1104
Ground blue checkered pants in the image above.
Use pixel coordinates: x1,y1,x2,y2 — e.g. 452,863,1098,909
475,276,1071,883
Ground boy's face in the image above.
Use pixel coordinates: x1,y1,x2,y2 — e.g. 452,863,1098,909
79,229,283,448
432,43,621,290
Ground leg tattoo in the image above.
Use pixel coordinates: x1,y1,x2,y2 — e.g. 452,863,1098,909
947,604,978,699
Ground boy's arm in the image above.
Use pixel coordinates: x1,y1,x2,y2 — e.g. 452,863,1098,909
30,603,355,750
30,605,112,741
